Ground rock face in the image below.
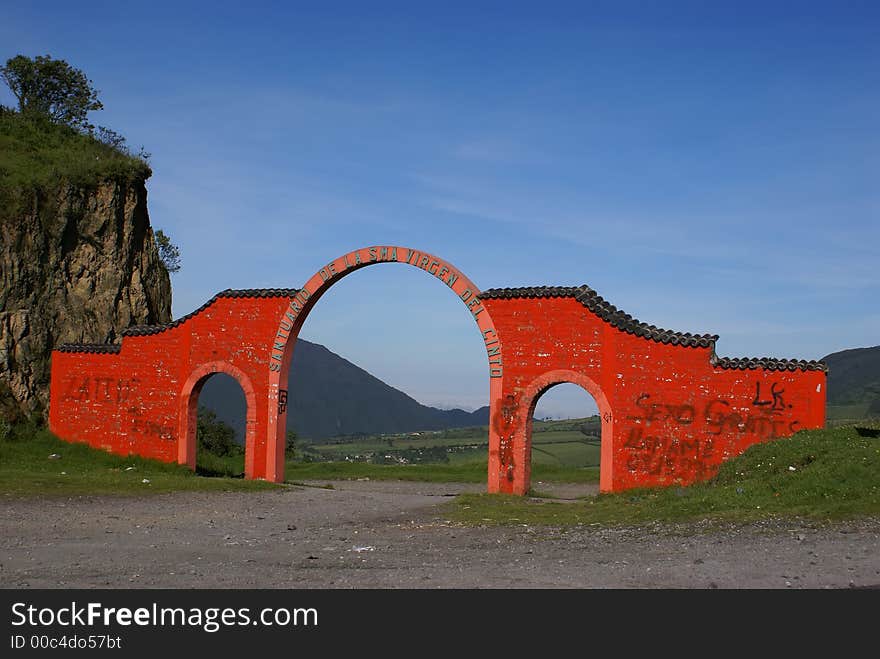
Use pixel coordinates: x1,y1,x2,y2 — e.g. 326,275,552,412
0,178,172,421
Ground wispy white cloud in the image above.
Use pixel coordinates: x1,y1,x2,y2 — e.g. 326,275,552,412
417,171,878,297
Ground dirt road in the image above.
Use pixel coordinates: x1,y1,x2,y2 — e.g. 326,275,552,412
2,480,879,589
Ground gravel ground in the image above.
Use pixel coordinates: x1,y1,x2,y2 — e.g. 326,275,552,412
2,480,879,589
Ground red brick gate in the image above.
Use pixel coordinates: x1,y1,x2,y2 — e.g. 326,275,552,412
49,245,827,494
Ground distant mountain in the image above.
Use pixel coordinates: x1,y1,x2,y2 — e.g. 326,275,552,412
823,345,880,405
822,345,880,420
199,339,489,442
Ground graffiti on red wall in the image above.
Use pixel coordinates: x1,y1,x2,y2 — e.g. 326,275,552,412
63,377,140,403
130,412,175,442
492,393,518,481
624,427,716,479
63,377,174,441
624,381,802,478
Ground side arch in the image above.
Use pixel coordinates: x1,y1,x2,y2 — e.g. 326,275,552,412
265,245,504,483
178,361,258,477
517,369,615,493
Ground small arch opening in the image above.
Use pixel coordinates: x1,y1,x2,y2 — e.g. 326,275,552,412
517,369,613,495
197,373,247,477
178,361,257,478
528,383,602,493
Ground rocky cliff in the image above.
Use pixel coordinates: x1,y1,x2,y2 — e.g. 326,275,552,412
0,178,172,421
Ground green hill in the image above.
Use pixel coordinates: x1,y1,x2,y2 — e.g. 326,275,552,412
823,345,880,422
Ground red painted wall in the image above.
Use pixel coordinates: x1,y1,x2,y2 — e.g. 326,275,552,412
480,293,826,494
48,268,826,496
49,292,293,479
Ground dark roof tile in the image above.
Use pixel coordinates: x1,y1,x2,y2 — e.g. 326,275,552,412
710,355,827,372
55,343,122,354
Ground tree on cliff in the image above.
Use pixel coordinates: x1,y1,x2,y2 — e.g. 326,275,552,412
154,230,181,273
1,54,103,130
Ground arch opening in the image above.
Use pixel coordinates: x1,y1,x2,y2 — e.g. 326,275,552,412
517,370,614,494
286,267,491,469
178,361,258,478
265,246,503,484
527,383,602,495
195,373,248,477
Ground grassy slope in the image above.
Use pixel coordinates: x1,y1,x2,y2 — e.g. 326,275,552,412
449,425,880,526
0,109,150,199
0,429,278,496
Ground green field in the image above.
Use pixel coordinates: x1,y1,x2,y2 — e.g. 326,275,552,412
284,418,602,484
826,403,875,426
299,416,602,470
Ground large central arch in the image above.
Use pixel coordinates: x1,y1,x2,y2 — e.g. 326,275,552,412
265,245,504,484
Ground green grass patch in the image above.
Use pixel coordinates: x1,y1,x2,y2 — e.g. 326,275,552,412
195,450,245,478
0,428,278,497
448,425,880,527
531,439,600,467
826,403,873,425
0,109,150,194
532,464,600,483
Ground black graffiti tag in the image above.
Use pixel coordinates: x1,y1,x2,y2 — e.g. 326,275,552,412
632,393,695,425
65,377,140,403
752,382,789,412
623,426,715,477
705,399,799,438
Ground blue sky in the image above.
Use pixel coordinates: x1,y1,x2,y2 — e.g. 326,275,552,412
3,2,878,418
